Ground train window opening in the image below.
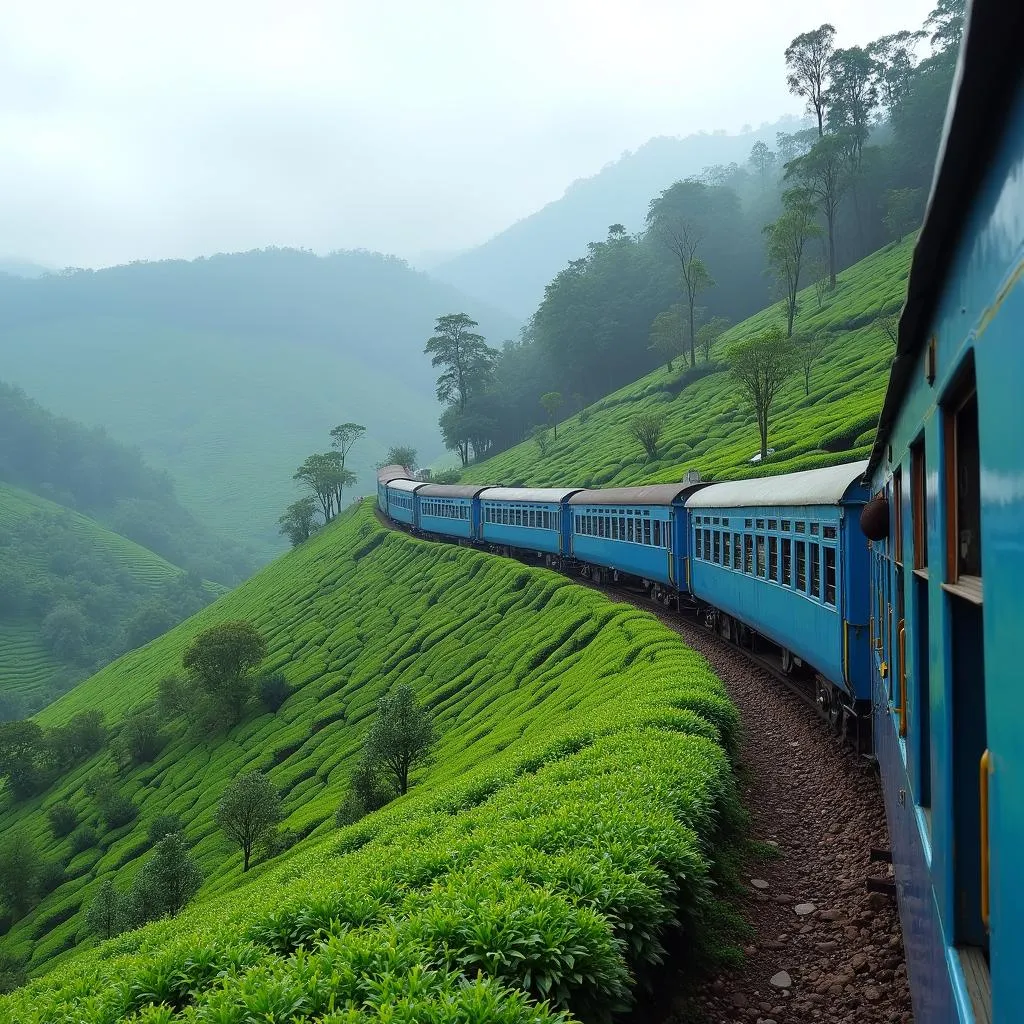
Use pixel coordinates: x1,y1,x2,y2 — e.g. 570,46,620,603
713,531,721,563
756,536,766,578
913,572,931,810
945,384,981,589
795,521,806,534
756,518,765,529
703,527,710,557
644,520,652,545
744,535,754,573
619,516,626,539
810,522,819,535
823,525,837,539
723,532,731,567
768,536,778,581
796,542,807,591
782,538,792,586
654,520,661,546
768,519,777,530
911,439,928,570
745,518,753,528
733,534,741,569
810,544,821,599
611,517,619,540
781,519,791,531
824,548,836,605
713,516,720,525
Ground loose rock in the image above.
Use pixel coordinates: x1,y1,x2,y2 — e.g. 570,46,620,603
769,971,792,989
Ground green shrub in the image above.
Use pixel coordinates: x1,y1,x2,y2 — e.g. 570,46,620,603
47,802,78,838
258,672,291,712
35,860,65,896
146,814,185,846
99,791,138,830
68,826,99,856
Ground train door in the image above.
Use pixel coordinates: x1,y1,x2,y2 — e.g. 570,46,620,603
942,366,989,1015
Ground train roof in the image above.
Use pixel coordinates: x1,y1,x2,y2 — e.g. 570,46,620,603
569,482,705,507
868,0,1024,475
376,465,411,485
685,461,869,509
387,478,426,493
480,487,583,503
417,483,492,498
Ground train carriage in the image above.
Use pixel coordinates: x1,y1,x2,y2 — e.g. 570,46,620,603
376,465,409,513
685,463,871,735
416,484,489,541
384,477,423,527
568,481,704,594
478,487,582,557
863,2,1024,1019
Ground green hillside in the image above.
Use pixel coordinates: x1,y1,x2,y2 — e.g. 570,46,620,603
0,502,739,1022
0,249,519,558
0,484,214,715
461,236,912,488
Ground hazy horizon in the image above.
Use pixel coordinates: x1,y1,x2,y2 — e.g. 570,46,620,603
2,0,934,271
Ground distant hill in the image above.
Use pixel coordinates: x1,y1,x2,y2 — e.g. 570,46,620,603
460,235,913,488
0,258,51,279
0,483,215,717
0,249,519,556
431,118,801,319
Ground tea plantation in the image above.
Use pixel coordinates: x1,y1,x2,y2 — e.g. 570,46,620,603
460,235,913,488
0,501,741,1022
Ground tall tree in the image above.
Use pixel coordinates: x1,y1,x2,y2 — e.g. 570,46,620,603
868,30,926,118
364,683,435,796
826,47,878,169
728,327,796,462
328,422,366,470
795,331,829,395
748,141,777,188
0,721,45,801
696,316,732,362
785,24,837,137
628,413,666,461
925,0,966,53
216,772,282,872
786,134,848,289
648,306,687,371
646,181,718,367
182,620,267,727
85,879,126,940
424,314,497,413
539,392,564,438
294,452,345,522
763,189,821,337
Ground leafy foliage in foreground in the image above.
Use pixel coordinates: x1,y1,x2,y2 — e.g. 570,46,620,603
0,504,740,1021
460,235,913,487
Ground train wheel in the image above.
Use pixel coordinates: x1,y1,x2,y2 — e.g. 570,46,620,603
781,648,795,674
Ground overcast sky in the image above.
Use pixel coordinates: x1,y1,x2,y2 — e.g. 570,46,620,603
0,0,935,270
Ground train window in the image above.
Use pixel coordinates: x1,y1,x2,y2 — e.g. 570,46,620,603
625,519,632,543
795,521,806,533
781,519,791,531
782,538,792,586
769,536,778,580
768,519,777,530
713,531,721,563
810,544,821,599
611,516,619,540
756,536,766,577
911,439,927,569
945,384,981,585
825,548,836,605
722,517,729,526
756,518,765,529
653,520,661,546
745,518,753,528
823,525,837,539
810,523,819,536
796,542,807,591
702,527,710,555
722,532,731,567
744,535,754,573
893,468,904,565
619,515,626,539
733,533,742,568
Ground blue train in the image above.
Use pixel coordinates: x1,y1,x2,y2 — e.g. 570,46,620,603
377,3,1021,1018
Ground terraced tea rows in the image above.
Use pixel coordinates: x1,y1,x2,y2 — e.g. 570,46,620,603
1,502,740,1022
0,621,63,710
0,484,182,587
461,236,912,488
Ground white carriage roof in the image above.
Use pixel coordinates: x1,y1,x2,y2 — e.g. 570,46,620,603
569,482,704,506
685,461,869,509
418,484,491,498
376,464,410,485
388,478,426,493
479,487,582,502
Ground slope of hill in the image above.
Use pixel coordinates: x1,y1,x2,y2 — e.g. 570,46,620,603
0,503,739,1022
0,249,519,558
431,118,801,319
0,483,215,716
460,236,912,489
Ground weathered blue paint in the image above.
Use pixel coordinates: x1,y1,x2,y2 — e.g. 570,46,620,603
480,499,564,555
418,496,475,541
570,504,674,585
